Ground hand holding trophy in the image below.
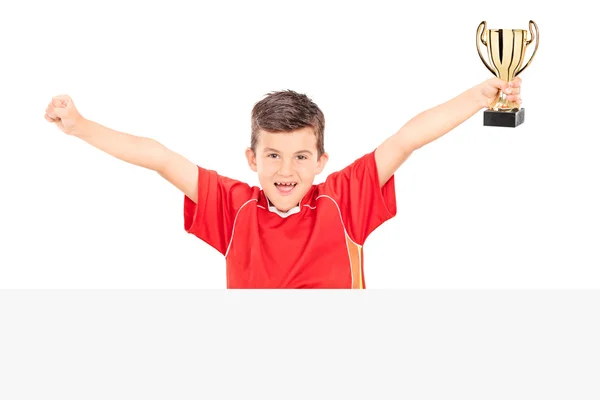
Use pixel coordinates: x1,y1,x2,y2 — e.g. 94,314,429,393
476,20,539,127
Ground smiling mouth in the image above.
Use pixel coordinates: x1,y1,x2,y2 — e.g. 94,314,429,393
274,182,297,196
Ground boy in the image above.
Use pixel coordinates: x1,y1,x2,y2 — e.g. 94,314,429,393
44,77,522,289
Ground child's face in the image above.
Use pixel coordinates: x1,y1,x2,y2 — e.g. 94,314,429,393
246,127,328,212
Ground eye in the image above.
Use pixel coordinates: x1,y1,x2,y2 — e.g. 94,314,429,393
296,155,308,160
267,153,279,159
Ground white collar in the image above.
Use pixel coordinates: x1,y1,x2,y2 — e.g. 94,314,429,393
267,198,301,218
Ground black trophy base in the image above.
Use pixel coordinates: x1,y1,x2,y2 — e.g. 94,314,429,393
483,108,525,128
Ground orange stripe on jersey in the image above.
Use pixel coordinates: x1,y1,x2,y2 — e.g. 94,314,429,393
346,236,364,289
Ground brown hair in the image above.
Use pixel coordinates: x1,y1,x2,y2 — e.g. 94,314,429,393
250,90,325,157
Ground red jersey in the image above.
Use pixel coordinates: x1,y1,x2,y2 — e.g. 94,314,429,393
183,150,397,288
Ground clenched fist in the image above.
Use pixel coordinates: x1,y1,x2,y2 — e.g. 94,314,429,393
477,76,523,110
44,95,84,135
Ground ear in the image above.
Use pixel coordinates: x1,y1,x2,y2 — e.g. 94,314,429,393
316,152,329,175
245,147,257,172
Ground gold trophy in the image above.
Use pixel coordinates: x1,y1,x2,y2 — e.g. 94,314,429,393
476,20,539,127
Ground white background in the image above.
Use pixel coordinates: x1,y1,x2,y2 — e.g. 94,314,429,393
1,0,598,289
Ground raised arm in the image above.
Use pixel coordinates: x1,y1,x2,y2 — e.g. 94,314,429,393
374,77,522,187
45,95,199,203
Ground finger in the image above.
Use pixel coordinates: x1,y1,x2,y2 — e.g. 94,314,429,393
52,94,72,108
47,102,59,119
488,77,509,90
44,114,56,123
482,77,507,98
52,94,71,101
509,76,522,88
502,86,520,95
507,95,521,103
53,107,68,118
47,107,58,119
49,99,68,117
45,110,59,121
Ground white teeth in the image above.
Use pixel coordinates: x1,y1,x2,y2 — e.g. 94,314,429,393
276,182,296,186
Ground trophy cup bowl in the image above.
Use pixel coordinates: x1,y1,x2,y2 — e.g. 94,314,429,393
476,20,539,127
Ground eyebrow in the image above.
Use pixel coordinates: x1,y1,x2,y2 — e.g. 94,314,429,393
263,148,313,156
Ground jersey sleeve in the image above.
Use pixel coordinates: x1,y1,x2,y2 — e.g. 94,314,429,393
183,166,255,255
322,150,397,245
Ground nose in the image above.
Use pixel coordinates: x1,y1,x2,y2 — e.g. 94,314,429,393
277,158,294,176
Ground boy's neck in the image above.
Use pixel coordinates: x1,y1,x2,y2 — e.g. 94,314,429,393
266,198,301,218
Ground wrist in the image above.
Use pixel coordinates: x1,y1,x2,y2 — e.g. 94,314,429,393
468,84,489,110
71,117,93,138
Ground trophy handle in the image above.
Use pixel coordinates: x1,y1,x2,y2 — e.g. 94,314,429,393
515,20,539,77
476,21,497,76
